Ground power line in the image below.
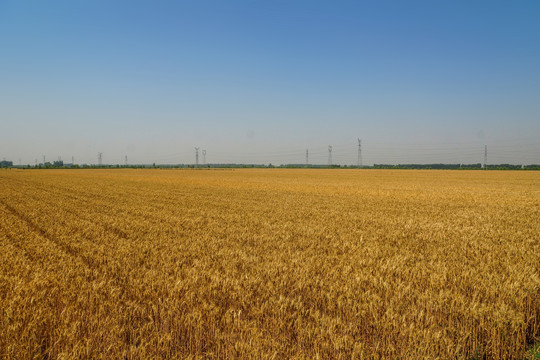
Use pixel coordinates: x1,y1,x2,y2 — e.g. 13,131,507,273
357,138,362,168
48,138,538,167
484,145,488,170
328,145,332,166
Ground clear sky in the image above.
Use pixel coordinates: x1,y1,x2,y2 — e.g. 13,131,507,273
1,1,539,165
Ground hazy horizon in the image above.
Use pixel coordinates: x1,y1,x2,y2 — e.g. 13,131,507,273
1,1,539,165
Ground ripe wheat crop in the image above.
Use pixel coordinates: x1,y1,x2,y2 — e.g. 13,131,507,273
0,169,539,359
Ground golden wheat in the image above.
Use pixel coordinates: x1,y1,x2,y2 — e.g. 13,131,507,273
0,168,539,359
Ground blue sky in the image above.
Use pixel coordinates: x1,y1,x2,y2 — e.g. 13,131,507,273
1,1,539,165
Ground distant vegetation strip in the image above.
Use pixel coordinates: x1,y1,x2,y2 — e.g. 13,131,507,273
2,161,540,170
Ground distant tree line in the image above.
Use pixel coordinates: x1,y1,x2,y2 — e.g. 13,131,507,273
372,163,540,170
3,161,540,170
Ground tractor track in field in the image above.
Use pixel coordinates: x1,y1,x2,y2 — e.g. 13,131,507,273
0,198,96,269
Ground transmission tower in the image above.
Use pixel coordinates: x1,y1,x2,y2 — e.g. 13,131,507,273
202,150,207,165
484,145,487,170
98,152,103,166
43,155,46,164
357,138,362,168
195,148,199,168
125,155,128,166
72,156,74,165
306,149,309,166
328,145,333,166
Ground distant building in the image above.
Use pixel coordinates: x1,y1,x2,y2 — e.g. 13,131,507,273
0,160,13,167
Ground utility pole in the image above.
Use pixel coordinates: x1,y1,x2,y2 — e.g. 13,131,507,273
98,152,103,166
484,145,487,170
202,150,206,165
306,149,309,166
328,145,333,166
357,138,362,168
195,148,199,168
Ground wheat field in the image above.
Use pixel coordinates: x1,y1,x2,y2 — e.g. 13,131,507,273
0,169,539,359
